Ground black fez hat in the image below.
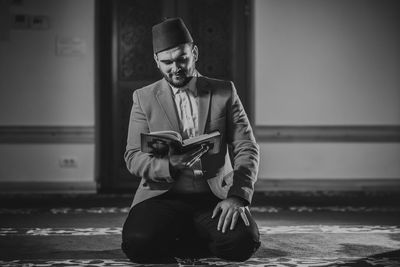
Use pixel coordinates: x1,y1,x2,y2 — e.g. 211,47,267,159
152,17,193,54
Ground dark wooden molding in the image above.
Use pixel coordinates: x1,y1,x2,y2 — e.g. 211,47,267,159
0,179,398,194
0,126,95,144
255,178,400,191
247,0,256,125
0,181,97,193
255,125,400,142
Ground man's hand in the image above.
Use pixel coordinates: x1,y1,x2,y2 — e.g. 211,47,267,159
151,176,174,183
169,146,205,170
212,196,250,233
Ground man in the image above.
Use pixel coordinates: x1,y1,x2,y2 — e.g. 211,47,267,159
122,17,260,263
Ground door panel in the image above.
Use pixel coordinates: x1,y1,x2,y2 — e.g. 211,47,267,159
97,0,250,192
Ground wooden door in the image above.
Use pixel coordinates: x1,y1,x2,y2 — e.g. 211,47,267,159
96,0,251,192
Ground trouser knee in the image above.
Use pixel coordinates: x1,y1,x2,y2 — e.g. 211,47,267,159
211,230,261,262
121,235,151,263
122,233,173,263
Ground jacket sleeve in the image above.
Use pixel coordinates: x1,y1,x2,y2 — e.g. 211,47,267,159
226,82,260,205
124,90,171,181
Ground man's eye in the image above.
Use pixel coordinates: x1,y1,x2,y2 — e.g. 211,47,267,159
177,57,188,63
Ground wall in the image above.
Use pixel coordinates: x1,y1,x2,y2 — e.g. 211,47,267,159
1,0,399,190
0,0,95,187
254,0,400,182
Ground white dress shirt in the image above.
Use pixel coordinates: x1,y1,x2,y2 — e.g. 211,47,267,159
170,74,199,139
169,72,210,193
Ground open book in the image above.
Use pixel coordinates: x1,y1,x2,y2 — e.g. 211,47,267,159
141,130,221,155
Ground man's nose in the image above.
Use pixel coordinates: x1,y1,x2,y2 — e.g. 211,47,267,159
171,62,180,72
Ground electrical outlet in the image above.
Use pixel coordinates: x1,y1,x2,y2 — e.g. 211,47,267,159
59,157,78,168
30,15,50,30
13,14,30,29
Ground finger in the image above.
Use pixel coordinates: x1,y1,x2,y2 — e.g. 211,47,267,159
189,146,204,157
168,145,177,155
184,146,203,159
230,210,239,230
185,154,201,168
212,204,221,219
152,177,164,183
185,151,204,167
222,209,234,233
240,209,250,226
217,208,228,231
165,176,174,183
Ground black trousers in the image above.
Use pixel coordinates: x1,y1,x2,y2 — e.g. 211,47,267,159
121,191,260,263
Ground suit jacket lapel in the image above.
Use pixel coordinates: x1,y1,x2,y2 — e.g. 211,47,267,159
155,79,181,132
197,77,211,135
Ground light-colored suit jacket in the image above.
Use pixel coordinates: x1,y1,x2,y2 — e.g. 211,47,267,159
125,75,259,207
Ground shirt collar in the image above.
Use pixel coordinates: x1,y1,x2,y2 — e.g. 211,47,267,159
170,70,198,96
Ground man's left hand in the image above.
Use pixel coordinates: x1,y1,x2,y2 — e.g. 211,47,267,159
212,196,250,233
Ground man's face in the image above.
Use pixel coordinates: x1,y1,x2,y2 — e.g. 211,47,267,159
154,43,198,87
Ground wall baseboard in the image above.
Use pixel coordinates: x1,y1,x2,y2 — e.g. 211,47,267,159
255,125,400,142
1,179,399,194
255,178,400,191
2,125,399,144
0,126,95,144
0,181,97,194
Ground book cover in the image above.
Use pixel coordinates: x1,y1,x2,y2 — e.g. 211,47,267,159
141,130,221,155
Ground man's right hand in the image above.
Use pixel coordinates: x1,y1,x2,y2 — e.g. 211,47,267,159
168,146,205,171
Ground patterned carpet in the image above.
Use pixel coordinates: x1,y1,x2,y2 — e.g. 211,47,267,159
0,194,400,266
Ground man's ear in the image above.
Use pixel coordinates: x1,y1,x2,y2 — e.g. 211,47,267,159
192,45,199,62
153,53,160,68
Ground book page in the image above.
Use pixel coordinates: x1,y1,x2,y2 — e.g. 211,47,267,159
148,130,182,143
181,131,221,154
182,131,219,146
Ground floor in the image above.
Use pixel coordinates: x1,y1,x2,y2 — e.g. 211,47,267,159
0,192,399,266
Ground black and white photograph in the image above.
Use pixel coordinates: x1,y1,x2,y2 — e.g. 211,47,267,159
0,0,399,266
